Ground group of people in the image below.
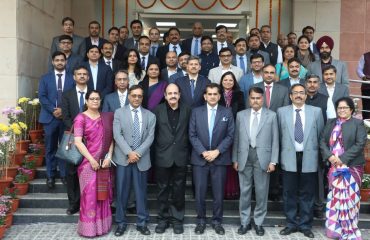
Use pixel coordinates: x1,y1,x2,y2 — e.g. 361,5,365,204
37,16,368,239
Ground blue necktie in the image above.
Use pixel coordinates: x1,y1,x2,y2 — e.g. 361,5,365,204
209,108,216,147
240,56,246,75
141,56,145,69
295,109,304,143
194,39,199,56
190,79,195,99
56,73,63,107
151,46,156,56
173,45,177,55
132,109,141,150
78,91,84,112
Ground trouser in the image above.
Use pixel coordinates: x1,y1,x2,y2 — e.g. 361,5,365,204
361,86,370,119
66,162,80,209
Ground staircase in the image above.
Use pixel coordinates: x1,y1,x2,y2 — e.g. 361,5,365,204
13,166,370,228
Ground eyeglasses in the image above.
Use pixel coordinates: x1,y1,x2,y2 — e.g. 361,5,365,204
130,94,143,99
220,54,232,58
337,107,350,110
60,41,72,44
291,91,306,95
88,97,101,101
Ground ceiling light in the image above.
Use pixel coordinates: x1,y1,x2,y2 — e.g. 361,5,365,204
216,23,237,28
156,22,176,27
212,35,216,38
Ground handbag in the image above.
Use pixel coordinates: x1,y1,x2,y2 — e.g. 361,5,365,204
55,122,83,165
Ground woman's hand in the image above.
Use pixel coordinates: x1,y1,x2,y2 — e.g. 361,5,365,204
102,158,111,168
90,160,100,171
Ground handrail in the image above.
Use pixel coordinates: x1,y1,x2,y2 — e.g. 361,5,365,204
349,79,370,84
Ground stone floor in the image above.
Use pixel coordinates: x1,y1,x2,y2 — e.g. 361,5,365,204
3,223,370,240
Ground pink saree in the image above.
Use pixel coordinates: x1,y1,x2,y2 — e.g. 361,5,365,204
74,112,113,237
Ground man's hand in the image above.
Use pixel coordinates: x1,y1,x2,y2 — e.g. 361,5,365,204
267,163,276,173
53,108,62,118
207,149,220,162
233,162,238,171
128,151,140,163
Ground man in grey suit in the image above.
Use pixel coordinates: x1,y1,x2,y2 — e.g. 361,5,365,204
318,65,349,120
208,48,243,84
113,85,156,236
278,84,324,238
233,86,279,236
102,70,129,112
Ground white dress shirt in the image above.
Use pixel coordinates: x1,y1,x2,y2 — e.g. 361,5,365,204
118,89,127,107
103,57,113,69
293,104,305,152
54,70,66,90
216,41,227,55
169,43,181,55
289,77,301,87
326,84,336,119
89,62,98,90
76,86,88,106
129,105,143,133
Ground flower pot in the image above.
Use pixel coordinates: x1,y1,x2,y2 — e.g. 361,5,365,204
29,129,44,144
33,155,44,167
13,182,29,195
5,213,13,228
0,177,13,195
16,140,30,153
0,225,6,238
5,165,19,179
360,188,370,202
365,158,370,174
10,198,20,213
10,151,27,165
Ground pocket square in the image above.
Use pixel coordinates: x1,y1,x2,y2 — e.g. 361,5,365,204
222,117,228,121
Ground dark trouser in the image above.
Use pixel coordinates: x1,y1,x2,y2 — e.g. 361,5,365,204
115,164,148,227
156,164,187,224
43,118,65,178
282,152,316,230
361,86,370,119
193,164,227,225
66,162,80,209
314,164,325,212
269,164,281,197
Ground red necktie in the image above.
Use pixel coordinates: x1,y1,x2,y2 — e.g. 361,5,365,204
265,85,271,108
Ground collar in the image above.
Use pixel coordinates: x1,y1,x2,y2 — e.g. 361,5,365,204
264,82,274,88
54,70,66,75
76,85,88,92
293,104,305,112
207,104,218,111
129,104,141,112
188,74,198,81
103,57,112,62
117,89,127,96
252,108,262,115
140,53,149,58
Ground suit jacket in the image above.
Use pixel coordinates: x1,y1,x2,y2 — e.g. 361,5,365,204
61,87,81,129
169,70,186,83
100,58,123,75
219,90,245,119
48,52,83,73
279,77,305,89
141,55,160,71
113,43,127,62
307,59,349,86
85,37,107,53
277,104,324,172
161,67,182,82
232,108,279,171
253,82,289,112
156,43,183,68
246,50,271,71
318,83,349,104
320,118,367,167
153,102,192,167
189,105,235,166
212,42,235,55
102,90,129,112
239,73,255,100
82,61,114,98
50,34,86,57
175,75,211,109
208,65,244,84
113,105,156,171
38,71,75,124
123,37,139,50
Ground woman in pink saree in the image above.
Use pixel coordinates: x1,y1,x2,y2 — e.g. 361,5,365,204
74,90,114,237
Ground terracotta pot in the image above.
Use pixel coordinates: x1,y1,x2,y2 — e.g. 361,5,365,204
10,151,27,165
0,177,14,195
36,122,43,130
5,213,13,228
29,129,43,144
361,188,370,202
5,165,19,179
10,198,20,213
365,158,370,174
0,225,6,238
28,169,36,180
16,140,30,153
33,155,44,167
13,182,29,195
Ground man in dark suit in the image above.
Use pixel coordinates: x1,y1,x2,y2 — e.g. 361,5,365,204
61,65,89,215
102,70,129,112
138,36,159,71
118,26,129,46
153,83,192,235
259,25,282,65
213,25,235,55
100,42,123,75
279,58,305,89
189,83,235,235
156,27,183,68
232,38,249,75
169,51,190,83
175,56,211,109
199,36,219,77
82,45,113,99
84,21,107,56
38,51,75,189
246,34,270,68
107,27,127,62
149,27,160,56
182,22,203,56
124,19,143,50
161,51,181,82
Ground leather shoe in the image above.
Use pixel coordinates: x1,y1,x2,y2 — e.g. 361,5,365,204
127,206,136,214
173,223,184,234
194,223,206,234
155,221,169,233
280,227,297,235
46,178,55,189
66,207,79,215
60,177,67,185
114,225,127,236
136,225,150,235
314,210,324,219
254,225,265,236
237,224,252,235
300,229,315,238
212,224,225,235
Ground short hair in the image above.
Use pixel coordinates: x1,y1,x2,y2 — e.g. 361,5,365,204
322,65,337,74
108,26,119,34
119,25,129,31
302,26,315,34
205,83,222,95
62,17,74,25
305,74,320,82
86,45,100,53
115,69,129,78
215,25,227,33
73,65,89,74
163,31,169,42
187,55,201,64
250,53,264,63
128,84,143,94
287,32,297,37
335,97,355,113
178,51,191,59
88,20,100,28
201,35,213,44
289,83,306,94
262,64,276,71
52,51,66,60
218,47,232,56
102,41,113,48
248,34,260,42
168,27,181,35
165,83,181,94
130,19,143,28
149,27,160,34
138,35,150,42
287,57,301,67
249,27,260,35
249,86,264,95
260,25,271,31
234,38,247,46
58,35,73,43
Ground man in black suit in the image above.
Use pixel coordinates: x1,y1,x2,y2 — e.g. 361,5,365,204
169,51,190,83
108,27,127,62
138,36,159,71
100,42,123,74
213,25,235,55
279,58,305,90
259,25,282,65
156,27,183,67
161,51,181,82
124,19,143,50
119,26,129,46
85,21,107,57
149,27,160,57
182,22,203,56
61,65,90,216
153,83,192,235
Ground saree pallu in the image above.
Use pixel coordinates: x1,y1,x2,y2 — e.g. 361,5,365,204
326,165,363,240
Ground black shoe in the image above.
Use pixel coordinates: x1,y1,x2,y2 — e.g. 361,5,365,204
280,227,297,235
136,225,150,235
66,207,79,215
173,223,184,234
60,177,67,185
114,225,127,236
110,206,116,214
46,178,55,189
127,206,136,214
254,225,265,236
300,229,315,238
237,223,252,235
212,224,225,235
269,194,281,201
194,223,206,234
155,221,169,234
314,209,324,219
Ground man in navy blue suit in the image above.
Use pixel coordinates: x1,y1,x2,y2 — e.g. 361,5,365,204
182,22,203,56
38,51,75,189
189,83,235,235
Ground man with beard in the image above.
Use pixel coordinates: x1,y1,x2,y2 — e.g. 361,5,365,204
308,36,349,86
239,54,265,99
161,51,181,82
357,51,370,119
85,21,107,53
279,58,305,90
169,51,190,83
182,22,203,56
246,35,270,67
208,48,243,84
157,27,183,67
199,36,219,77
287,32,297,46
302,26,319,55
259,25,282,65
124,20,143,50
101,41,123,74
118,26,129,46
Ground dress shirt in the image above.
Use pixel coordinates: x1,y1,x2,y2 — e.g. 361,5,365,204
169,43,181,55
103,57,113,69
167,68,177,77
207,104,218,126
326,84,336,119
150,43,159,56
89,62,98,90
129,105,143,133
249,108,262,135
54,70,66,90
309,42,315,53
220,65,233,75
263,82,274,103
112,43,118,58
216,41,227,55
166,102,180,134
118,89,127,106
90,37,99,46
252,72,263,84
236,54,248,73
289,77,301,87
293,104,305,152
189,74,199,89
191,37,202,56
76,86,88,106
262,41,283,63
139,53,149,69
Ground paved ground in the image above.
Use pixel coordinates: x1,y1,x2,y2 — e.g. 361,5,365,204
3,223,370,239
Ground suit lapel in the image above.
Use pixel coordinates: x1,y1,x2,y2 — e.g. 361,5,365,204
256,108,267,135
175,104,185,132
303,105,313,146
287,105,295,143
244,109,251,138
201,106,210,137
193,77,203,100
269,85,278,110
212,106,223,130
114,92,121,109
140,108,147,138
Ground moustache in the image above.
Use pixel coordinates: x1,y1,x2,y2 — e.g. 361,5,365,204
170,97,177,101
295,97,302,100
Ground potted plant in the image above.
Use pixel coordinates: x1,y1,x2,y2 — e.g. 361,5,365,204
22,156,36,180
3,187,19,213
0,123,13,194
28,98,43,143
13,167,30,195
0,195,13,228
0,197,9,238
361,174,370,201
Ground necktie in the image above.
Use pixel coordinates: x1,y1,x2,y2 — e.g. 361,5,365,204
190,79,195,99
240,56,246,75
209,108,216,147
194,39,199,56
265,85,271,108
134,40,138,49
132,109,141,150
119,94,125,107
221,43,225,49
78,91,84,112
151,46,156,56
295,109,304,144
173,45,177,54
141,56,146,69
250,112,259,148
106,60,111,69
56,73,63,107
